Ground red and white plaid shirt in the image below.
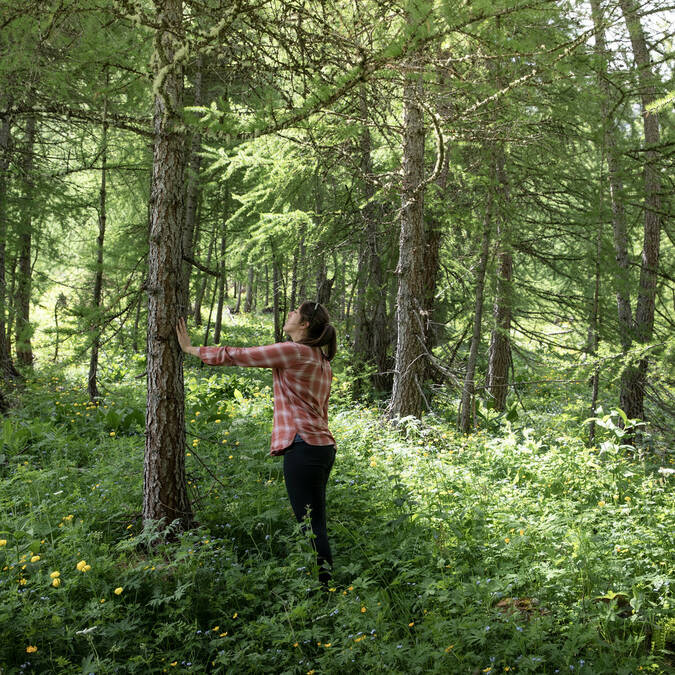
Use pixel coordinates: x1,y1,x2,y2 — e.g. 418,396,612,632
198,342,335,455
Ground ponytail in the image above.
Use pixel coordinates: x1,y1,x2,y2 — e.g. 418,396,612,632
297,301,337,361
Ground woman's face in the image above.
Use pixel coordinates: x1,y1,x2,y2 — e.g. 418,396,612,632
283,307,308,339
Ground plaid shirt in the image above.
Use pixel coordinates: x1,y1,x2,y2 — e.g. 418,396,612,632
198,342,335,455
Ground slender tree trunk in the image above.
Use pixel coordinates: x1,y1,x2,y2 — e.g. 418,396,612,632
180,55,204,319
388,65,426,419
272,247,283,342
264,264,269,307
588,226,601,445
193,226,215,325
213,229,226,344
290,245,299,310
617,0,663,422
88,80,108,401
15,114,36,367
459,206,491,433
590,0,634,407
486,148,512,411
244,266,254,312
235,265,243,313
297,226,307,302
0,104,18,378
143,0,192,531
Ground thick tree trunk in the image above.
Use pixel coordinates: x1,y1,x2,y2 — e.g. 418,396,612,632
617,0,663,421
144,0,192,531
0,104,18,377
459,207,491,433
388,68,426,419
88,84,108,401
15,115,36,367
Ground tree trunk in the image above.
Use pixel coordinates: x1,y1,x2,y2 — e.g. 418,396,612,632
88,80,108,401
143,0,192,531
15,114,36,367
486,147,512,412
459,207,491,433
388,66,426,419
617,0,663,422
244,266,254,312
235,265,243,313
213,229,226,344
588,226,601,445
297,226,307,302
272,247,283,342
0,103,18,378
264,264,269,307
180,55,204,319
193,226,215,326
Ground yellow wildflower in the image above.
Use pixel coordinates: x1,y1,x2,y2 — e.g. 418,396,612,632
110,432,116,437
26,646,37,653
30,555,40,563
597,500,605,507
361,607,366,613
114,587,123,595
408,622,414,627
0,540,7,547
50,571,60,578
232,612,238,619
504,537,510,544
52,578,61,588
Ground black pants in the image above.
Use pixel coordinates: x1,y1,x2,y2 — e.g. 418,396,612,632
283,435,336,583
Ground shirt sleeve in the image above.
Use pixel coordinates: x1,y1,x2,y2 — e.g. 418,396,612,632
198,342,305,369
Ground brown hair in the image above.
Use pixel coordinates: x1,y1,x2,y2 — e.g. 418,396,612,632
297,301,337,361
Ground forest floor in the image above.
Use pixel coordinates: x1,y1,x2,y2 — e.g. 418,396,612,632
0,313,673,674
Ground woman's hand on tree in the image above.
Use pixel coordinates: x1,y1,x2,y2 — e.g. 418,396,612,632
176,317,197,356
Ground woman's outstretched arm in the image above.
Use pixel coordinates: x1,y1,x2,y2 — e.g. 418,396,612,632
176,317,304,369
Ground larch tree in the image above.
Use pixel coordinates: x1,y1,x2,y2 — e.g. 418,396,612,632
143,0,193,531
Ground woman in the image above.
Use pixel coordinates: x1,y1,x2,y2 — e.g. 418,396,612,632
176,302,337,585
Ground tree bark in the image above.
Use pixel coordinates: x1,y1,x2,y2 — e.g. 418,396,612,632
272,247,283,342
192,227,215,326
486,145,512,412
244,266,254,313
213,227,226,344
15,114,36,367
0,104,18,378
459,205,491,433
617,0,663,422
180,55,204,320
143,0,192,531
590,0,633,349
88,78,108,401
388,66,426,419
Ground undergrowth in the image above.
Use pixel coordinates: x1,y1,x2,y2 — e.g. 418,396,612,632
0,317,673,674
